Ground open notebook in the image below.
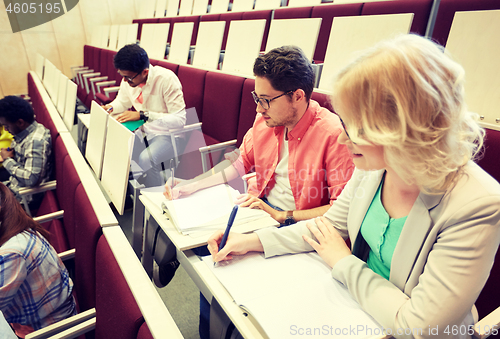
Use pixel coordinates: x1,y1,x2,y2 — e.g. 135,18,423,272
204,252,382,338
142,184,269,235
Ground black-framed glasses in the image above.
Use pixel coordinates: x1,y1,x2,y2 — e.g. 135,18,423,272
120,71,140,83
338,115,356,144
251,90,294,110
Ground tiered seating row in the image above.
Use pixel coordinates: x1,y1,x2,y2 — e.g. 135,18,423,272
131,0,433,63
25,71,182,339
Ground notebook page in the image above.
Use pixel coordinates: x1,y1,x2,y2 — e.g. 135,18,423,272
203,252,381,338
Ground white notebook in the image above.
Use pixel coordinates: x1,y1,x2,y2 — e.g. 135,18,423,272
142,184,269,234
204,252,382,338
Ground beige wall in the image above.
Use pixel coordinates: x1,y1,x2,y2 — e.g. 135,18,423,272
0,0,137,97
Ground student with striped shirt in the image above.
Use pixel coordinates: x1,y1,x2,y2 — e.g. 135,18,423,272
0,183,76,338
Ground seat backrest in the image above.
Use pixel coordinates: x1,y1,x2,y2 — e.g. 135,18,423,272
241,9,273,52
310,3,363,62
274,6,313,20
219,12,243,50
95,235,145,339
154,59,180,74
431,0,500,46
74,184,103,312
475,245,500,319
177,65,207,122
477,128,500,183
201,71,244,143
361,0,433,36
236,78,256,147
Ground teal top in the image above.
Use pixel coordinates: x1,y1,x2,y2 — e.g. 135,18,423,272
360,175,407,280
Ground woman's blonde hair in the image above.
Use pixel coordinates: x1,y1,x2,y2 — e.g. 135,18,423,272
332,34,484,192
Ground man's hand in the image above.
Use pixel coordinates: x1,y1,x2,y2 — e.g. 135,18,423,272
116,110,140,123
303,217,351,268
164,177,190,200
101,104,113,113
0,148,14,161
234,194,285,223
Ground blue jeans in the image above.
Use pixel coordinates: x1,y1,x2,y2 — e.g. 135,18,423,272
132,134,184,187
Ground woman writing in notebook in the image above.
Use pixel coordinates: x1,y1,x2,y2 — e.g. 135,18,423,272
0,183,76,337
207,34,500,337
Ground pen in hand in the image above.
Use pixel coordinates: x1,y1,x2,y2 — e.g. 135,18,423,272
215,205,239,266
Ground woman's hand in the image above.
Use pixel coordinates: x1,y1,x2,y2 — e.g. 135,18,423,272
303,216,351,268
207,231,263,262
164,177,199,200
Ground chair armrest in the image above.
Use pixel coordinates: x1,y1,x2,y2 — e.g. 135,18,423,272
241,172,256,182
96,80,116,94
33,210,64,224
58,248,76,262
168,122,202,136
71,66,88,79
199,139,237,155
18,180,57,196
104,86,120,95
83,72,100,78
90,76,108,83
25,308,96,339
474,306,500,339
90,77,109,96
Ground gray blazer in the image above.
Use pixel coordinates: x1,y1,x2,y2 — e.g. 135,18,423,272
256,162,500,338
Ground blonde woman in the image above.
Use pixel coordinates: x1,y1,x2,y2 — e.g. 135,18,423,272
207,34,500,338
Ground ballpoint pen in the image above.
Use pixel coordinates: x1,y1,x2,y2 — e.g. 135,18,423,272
215,205,239,266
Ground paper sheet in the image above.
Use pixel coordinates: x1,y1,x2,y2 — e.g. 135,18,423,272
203,252,382,338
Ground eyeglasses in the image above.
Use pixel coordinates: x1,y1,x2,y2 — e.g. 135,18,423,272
120,71,140,83
251,90,294,110
338,115,356,144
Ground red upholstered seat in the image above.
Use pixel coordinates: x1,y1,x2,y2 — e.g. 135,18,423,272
136,323,154,339
311,91,333,113
477,128,500,183
274,6,313,20
311,3,363,63
57,155,81,249
236,78,257,147
177,65,207,123
202,71,244,143
74,184,103,313
431,0,500,46
37,191,68,253
153,59,179,74
95,236,145,339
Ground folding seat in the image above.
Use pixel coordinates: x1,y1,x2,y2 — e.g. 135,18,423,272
219,11,243,50
132,18,159,41
431,0,500,46
241,10,273,52
236,78,256,147
311,3,363,63
360,0,433,36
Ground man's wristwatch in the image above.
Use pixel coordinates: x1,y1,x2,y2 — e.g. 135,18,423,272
139,110,149,122
283,210,296,226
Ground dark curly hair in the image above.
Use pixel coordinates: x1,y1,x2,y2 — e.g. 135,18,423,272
253,45,315,101
113,44,150,73
0,95,35,124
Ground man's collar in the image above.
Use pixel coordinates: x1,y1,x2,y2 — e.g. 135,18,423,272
14,121,37,142
284,100,318,141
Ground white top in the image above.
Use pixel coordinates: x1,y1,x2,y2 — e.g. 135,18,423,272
109,65,186,136
266,133,296,211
